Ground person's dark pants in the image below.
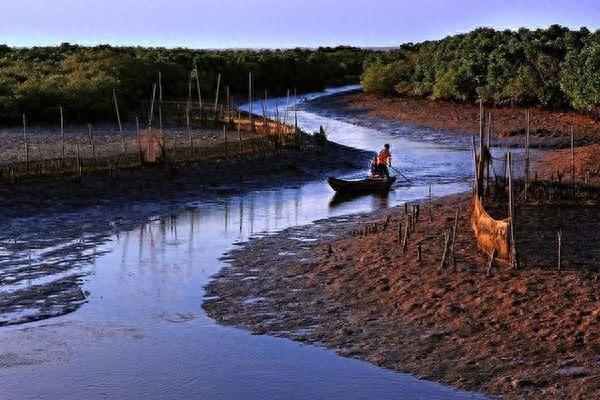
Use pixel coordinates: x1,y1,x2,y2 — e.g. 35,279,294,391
374,164,389,179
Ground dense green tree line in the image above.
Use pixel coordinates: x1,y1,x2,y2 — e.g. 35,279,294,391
362,25,600,115
0,44,372,122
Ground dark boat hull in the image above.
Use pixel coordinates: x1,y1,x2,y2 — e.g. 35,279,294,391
327,176,396,194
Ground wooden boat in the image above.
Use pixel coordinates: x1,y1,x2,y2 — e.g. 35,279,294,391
327,176,396,194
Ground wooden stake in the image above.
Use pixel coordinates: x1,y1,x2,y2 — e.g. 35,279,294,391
248,72,253,133
75,140,82,177
525,110,530,159
88,123,97,165
158,72,163,131
571,126,575,187
60,106,65,166
214,73,221,113
525,110,530,202
186,106,193,151
284,89,290,128
226,85,230,122
148,83,157,129
557,230,563,272
397,222,402,244
507,151,518,269
449,208,459,266
428,185,433,221
238,112,242,153
294,88,299,145
22,114,29,175
223,125,227,157
487,112,492,147
135,118,142,164
471,135,479,195
479,98,484,139
193,61,203,125
113,88,127,157
417,245,422,265
402,222,409,253
487,112,492,192
158,73,168,164
187,70,193,125
486,248,496,276
440,229,451,269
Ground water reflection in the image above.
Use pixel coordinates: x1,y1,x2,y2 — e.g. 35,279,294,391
329,190,391,209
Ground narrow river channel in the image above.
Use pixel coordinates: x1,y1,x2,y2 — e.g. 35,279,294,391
1,87,488,399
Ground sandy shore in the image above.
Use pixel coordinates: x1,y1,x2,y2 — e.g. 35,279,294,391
0,138,372,326
203,193,599,399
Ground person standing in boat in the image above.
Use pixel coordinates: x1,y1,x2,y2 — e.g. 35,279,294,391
375,144,392,179
370,156,379,177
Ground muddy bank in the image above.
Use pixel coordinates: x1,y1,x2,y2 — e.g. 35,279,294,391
203,193,600,399
0,138,372,326
306,92,600,147
536,143,600,185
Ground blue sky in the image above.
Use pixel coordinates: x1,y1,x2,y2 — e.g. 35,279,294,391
1,0,599,48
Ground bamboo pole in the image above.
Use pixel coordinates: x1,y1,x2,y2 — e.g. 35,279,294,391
158,73,169,163
187,70,193,126
525,110,530,202
487,112,492,192
75,140,82,177
248,72,253,133
148,83,157,129
186,105,193,152
22,114,29,175
478,99,485,197
450,208,459,269
60,106,65,167
557,230,563,272
88,123,97,166
284,89,290,128
440,229,450,269
261,96,269,135
213,73,221,113
294,88,299,147
113,88,128,158
428,185,433,221
226,85,230,122
158,72,163,131
238,111,242,153
487,112,492,147
275,98,280,144
402,222,409,254
507,151,518,269
525,110,530,159
471,135,479,195
223,125,227,157
486,248,496,276
135,118,142,164
193,61,203,126
571,126,575,187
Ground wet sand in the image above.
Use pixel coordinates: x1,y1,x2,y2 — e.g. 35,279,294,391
203,193,600,399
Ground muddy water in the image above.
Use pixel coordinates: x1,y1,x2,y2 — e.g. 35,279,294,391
1,87,488,399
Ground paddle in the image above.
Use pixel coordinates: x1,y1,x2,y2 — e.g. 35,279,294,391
390,166,413,184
